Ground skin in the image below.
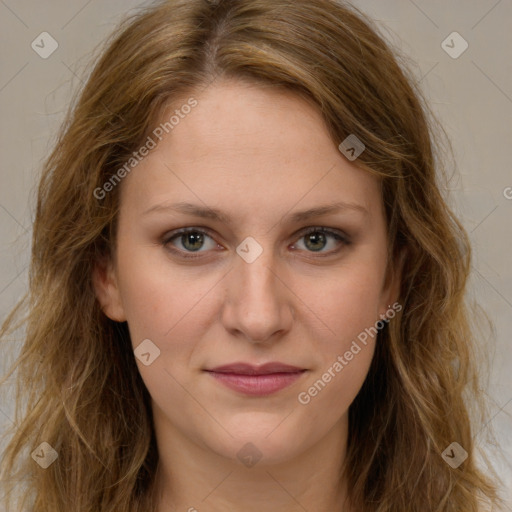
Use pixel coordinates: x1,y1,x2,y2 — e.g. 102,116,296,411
93,78,401,512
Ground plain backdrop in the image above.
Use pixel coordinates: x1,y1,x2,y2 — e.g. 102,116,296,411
0,0,511,505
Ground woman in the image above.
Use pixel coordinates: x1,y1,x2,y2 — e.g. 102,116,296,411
0,0,506,510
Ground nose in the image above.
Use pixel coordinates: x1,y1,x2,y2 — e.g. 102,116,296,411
220,244,294,344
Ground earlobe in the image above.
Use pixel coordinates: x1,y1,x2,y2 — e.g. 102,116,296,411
92,256,127,322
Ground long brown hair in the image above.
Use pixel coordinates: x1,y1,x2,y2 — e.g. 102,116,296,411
0,0,506,510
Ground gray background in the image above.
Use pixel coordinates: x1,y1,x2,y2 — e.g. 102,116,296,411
0,0,511,505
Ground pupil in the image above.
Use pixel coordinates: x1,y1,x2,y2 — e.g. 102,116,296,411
183,232,204,251
305,232,326,251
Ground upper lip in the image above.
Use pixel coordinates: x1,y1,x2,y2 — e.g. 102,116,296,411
206,362,306,375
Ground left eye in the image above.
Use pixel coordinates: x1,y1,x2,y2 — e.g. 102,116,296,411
292,227,349,253
162,227,350,259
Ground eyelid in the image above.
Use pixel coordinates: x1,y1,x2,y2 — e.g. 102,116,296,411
297,226,350,243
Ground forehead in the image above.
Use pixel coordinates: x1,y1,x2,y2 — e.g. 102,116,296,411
118,79,381,223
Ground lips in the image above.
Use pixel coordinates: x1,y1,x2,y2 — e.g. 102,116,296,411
207,362,305,375
204,362,307,396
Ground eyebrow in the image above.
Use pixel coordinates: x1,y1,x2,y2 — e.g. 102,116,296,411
142,200,369,224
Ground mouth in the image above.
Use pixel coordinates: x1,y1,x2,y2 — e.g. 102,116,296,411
204,362,308,396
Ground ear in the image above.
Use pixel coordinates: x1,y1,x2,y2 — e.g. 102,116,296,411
379,247,406,317
92,255,127,322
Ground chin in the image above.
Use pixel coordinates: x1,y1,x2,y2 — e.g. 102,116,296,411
208,423,306,467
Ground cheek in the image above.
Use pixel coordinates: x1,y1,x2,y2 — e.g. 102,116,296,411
297,263,384,405
114,241,222,406
310,262,386,347
297,276,380,418
115,247,210,420
114,238,210,343
297,342,375,428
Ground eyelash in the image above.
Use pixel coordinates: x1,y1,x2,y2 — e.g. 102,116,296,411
161,226,351,260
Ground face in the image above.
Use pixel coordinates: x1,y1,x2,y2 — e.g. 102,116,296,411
93,79,400,466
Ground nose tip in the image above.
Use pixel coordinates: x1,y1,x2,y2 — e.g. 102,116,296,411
220,248,294,344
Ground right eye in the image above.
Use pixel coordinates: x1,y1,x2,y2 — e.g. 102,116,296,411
162,227,222,259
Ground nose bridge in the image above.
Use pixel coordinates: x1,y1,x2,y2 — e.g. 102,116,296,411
240,250,278,302
221,236,292,342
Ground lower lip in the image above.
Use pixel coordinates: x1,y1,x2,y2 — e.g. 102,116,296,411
206,371,306,396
